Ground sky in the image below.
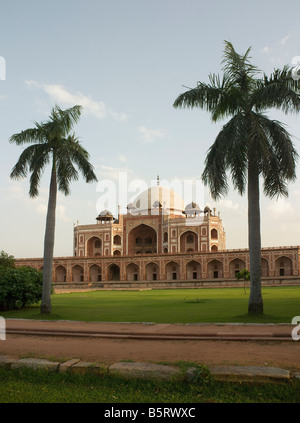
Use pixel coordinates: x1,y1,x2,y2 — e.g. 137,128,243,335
1,0,300,258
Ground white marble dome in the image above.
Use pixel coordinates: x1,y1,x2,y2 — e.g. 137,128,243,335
129,185,185,216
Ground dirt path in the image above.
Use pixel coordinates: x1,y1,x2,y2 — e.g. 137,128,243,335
1,320,299,370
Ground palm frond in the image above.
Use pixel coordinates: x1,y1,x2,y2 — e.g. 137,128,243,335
252,66,300,114
247,112,298,198
173,74,240,122
66,135,98,184
48,105,82,139
10,144,43,180
9,127,45,145
222,41,259,93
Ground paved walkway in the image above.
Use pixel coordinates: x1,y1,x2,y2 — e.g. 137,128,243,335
1,319,299,370
4,319,294,337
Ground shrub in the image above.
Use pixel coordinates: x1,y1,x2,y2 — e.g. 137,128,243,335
0,250,15,268
0,266,43,310
187,364,213,386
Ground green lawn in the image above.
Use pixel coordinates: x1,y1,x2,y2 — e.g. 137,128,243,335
1,286,299,323
0,366,299,403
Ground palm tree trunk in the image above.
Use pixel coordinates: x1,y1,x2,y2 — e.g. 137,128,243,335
247,161,263,313
40,158,57,314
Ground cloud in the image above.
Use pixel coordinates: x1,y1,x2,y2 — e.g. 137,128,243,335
261,46,271,54
118,155,127,163
26,80,128,122
138,126,166,143
267,198,295,220
0,181,71,222
280,33,292,46
97,164,134,182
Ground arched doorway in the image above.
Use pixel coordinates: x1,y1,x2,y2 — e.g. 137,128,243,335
211,228,218,239
180,231,198,253
229,258,246,278
261,258,269,277
186,260,201,280
107,264,120,281
113,235,121,246
165,261,180,280
145,262,159,281
275,256,292,276
55,265,66,282
89,264,101,282
126,263,139,281
72,265,84,282
86,237,102,257
207,260,223,278
128,224,157,255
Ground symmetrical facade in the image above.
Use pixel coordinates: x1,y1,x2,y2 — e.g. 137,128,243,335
15,183,300,288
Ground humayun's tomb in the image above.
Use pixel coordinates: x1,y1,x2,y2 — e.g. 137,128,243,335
15,180,300,289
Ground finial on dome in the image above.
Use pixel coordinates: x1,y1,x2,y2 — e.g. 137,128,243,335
157,175,160,186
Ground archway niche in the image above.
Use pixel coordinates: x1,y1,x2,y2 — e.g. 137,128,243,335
207,260,223,279
128,224,157,255
89,264,101,282
186,260,201,280
72,265,84,282
87,236,102,257
107,264,120,281
275,256,292,276
165,261,180,280
56,265,66,282
126,263,139,281
261,258,269,277
229,258,246,278
145,262,159,281
180,231,198,253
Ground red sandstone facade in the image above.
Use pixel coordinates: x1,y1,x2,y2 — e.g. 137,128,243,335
15,185,300,288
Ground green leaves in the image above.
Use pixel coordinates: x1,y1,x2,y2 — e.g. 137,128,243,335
174,41,300,201
10,105,97,197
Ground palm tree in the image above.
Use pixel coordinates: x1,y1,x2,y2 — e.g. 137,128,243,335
173,41,300,313
10,105,98,314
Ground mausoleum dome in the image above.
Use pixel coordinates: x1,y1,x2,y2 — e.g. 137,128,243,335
130,185,185,216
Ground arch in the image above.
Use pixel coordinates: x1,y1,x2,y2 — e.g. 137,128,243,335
113,235,121,245
72,265,84,282
165,261,180,280
145,262,159,281
211,245,218,251
275,256,292,276
211,228,218,239
180,230,198,253
186,260,201,280
86,236,102,257
89,264,101,282
207,259,223,279
126,263,139,281
164,247,168,253
163,232,168,243
128,224,157,255
107,264,120,281
55,265,66,283
113,250,121,256
229,258,246,278
261,258,269,277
